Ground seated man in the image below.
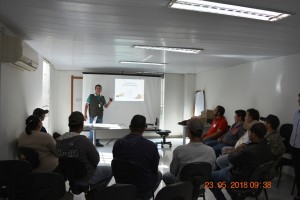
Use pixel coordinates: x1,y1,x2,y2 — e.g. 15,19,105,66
260,114,285,161
56,111,112,186
163,118,216,185
210,123,274,200
215,108,260,169
112,114,162,198
206,109,246,156
201,105,228,144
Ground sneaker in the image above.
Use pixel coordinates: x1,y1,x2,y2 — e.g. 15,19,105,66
96,143,104,147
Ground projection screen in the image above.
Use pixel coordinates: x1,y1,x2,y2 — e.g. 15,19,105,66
82,73,162,124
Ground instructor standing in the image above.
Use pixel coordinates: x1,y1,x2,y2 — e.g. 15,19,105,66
84,84,112,147
290,93,300,200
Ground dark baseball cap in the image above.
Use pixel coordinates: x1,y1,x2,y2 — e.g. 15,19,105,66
187,118,204,136
33,108,49,117
68,111,84,127
260,114,280,129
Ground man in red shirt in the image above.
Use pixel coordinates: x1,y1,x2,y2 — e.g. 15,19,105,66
201,105,228,144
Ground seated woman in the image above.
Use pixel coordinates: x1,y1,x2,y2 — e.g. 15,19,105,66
18,115,59,173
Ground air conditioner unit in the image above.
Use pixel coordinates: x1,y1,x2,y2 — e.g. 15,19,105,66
0,36,39,71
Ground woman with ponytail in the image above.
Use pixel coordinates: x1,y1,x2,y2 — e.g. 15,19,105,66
18,115,59,173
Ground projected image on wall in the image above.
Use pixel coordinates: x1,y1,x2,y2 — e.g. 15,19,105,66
115,79,144,101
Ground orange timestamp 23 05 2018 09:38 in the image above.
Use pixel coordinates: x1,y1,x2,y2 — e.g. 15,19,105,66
204,181,272,189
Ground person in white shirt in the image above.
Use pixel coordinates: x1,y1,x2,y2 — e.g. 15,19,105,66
290,93,300,200
163,118,216,185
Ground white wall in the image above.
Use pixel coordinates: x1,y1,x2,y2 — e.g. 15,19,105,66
196,53,300,125
50,72,195,137
163,74,185,136
0,61,43,160
183,74,196,119
2,52,299,160
50,70,83,134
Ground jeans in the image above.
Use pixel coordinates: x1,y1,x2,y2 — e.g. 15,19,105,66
216,154,230,169
89,116,103,142
162,172,176,185
210,167,231,200
205,140,228,157
77,165,112,186
89,165,112,185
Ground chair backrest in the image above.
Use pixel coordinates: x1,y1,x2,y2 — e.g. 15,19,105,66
59,157,87,181
94,184,138,200
29,172,66,200
279,123,293,153
249,160,275,182
179,162,212,199
228,160,276,200
111,158,140,186
0,160,32,199
18,146,40,169
155,182,193,200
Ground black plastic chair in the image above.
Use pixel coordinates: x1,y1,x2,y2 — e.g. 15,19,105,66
93,183,138,200
227,160,275,200
111,158,155,200
155,130,172,148
276,123,296,194
179,162,212,200
59,157,110,198
154,118,172,148
29,172,66,200
17,146,40,169
155,182,193,200
0,160,32,200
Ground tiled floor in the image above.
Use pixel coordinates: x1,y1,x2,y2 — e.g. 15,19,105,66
73,138,297,200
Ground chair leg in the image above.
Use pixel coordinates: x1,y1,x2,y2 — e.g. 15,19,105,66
277,166,282,188
263,188,268,200
291,177,296,195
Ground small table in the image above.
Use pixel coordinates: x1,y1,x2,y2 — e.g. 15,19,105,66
84,124,157,145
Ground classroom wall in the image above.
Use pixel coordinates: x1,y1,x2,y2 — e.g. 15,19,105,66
2,49,299,160
196,53,300,125
0,60,43,160
50,72,194,137
50,70,83,134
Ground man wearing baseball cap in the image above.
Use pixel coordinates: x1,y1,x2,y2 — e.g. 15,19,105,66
56,111,112,186
162,118,216,185
33,108,49,133
260,114,285,160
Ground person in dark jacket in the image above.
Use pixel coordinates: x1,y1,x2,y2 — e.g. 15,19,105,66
112,114,162,199
56,111,112,185
210,123,274,200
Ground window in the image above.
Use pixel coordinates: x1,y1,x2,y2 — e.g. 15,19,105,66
42,60,50,132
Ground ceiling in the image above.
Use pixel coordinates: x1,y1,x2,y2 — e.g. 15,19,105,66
0,0,300,74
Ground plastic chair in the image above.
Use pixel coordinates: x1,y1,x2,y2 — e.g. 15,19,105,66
227,160,275,200
111,158,155,200
59,157,110,198
155,130,172,148
29,172,66,200
179,162,212,200
276,123,296,194
17,146,40,169
154,118,172,148
0,160,32,200
155,182,193,200
93,184,138,200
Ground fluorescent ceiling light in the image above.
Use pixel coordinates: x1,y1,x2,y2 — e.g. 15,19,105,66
132,45,203,54
168,0,292,21
119,61,167,66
